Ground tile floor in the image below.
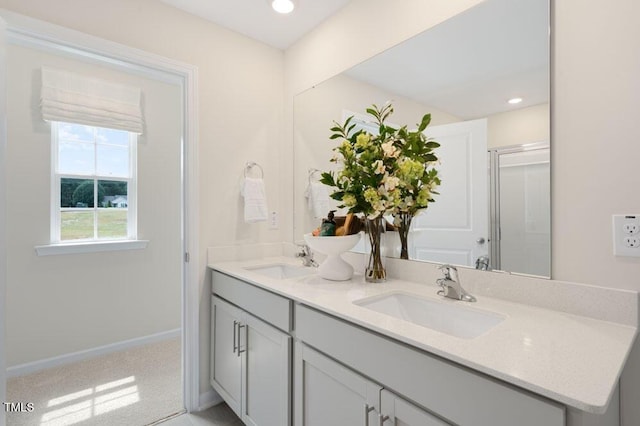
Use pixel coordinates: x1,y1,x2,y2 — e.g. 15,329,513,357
159,403,243,426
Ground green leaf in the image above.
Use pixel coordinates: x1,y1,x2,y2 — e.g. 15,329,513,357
344,116,354,127
320,172,336,186
329,134,342,140
330,191,345,201
417,113,432,132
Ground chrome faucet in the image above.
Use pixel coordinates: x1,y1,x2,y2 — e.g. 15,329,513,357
295,244,318,267
436,264,476,302
475,255,490,271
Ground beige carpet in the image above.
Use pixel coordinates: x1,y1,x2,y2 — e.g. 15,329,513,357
7,337,183,426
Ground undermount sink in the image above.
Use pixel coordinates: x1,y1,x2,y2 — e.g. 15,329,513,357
244,263,314,279
354,291,504,339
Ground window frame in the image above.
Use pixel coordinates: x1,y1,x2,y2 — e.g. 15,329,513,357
49,121,138,244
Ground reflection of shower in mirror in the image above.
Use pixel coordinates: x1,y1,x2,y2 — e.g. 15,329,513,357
489,143,550,277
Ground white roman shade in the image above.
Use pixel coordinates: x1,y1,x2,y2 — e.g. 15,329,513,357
41,66,143,134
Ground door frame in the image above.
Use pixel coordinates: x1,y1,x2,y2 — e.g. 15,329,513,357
0,15,7,426
0,9,201,413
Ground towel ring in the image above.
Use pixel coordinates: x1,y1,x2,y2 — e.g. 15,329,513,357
244,161,264,178
308,168,321,184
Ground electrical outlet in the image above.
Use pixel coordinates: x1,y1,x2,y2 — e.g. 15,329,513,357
623,223,639,235
624,236,640,248
613,215,640,256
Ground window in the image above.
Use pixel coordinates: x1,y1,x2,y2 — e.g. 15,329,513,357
51,122,137,243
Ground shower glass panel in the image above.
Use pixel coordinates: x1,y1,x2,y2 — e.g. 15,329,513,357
491,146,550,277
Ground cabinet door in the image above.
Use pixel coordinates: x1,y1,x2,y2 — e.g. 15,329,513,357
380,389,451,426
242,313,291,426
210,296,243,417
295,342,381,426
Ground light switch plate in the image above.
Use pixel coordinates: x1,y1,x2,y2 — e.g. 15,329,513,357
613,214,640,256
269,211,279,230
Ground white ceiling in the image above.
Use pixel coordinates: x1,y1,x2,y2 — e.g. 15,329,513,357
345,0,549,120
159,0,548,119
159,0,353,49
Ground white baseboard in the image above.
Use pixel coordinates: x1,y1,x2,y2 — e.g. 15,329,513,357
6,328,181,378
198,388,223,411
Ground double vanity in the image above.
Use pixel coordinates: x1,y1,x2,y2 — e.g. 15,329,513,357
208,254,638,426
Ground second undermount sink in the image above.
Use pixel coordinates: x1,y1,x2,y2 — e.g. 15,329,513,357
244,263,315,279
354,291,504,339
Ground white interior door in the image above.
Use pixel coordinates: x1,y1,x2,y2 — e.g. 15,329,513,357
410,119,488,267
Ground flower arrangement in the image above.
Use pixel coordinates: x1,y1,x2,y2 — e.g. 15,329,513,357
320,102,441,271
320,103,440,218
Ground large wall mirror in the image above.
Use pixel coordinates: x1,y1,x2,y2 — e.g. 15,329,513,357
293,0,550,277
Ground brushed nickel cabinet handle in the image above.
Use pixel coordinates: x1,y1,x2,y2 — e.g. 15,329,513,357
237,323,246,357
232,320,238,354
364,404,375,426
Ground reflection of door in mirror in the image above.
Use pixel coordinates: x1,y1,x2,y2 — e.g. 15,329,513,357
490,144,550,277
410,119,488,267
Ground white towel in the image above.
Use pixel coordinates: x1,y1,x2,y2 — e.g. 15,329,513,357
241,177,269,223
305,181,330,219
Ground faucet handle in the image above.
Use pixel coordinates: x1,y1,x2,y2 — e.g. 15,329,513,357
438,264,457,279
435,278,447,296
295,243,310,255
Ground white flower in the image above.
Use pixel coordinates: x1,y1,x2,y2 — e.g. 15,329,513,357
382,140,400,158
373,160,385,174
384,175,400,191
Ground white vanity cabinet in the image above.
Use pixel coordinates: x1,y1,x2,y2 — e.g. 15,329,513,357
380,390,451,426
208,266,621,426
211,272,292,426
295,342,449,426
210,295,243,415
295,304,566,426
294,343,381,426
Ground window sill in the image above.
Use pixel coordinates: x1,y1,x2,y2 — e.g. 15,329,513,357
35,240,149,256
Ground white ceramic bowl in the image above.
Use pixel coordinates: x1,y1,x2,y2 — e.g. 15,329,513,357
303,233,361,281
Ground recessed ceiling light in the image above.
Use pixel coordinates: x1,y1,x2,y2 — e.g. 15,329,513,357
271,0,295,14
508,97,523,105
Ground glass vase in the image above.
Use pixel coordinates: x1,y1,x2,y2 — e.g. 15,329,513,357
364,216,387,282
395,211,413,260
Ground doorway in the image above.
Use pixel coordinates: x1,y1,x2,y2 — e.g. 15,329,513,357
1,14,199,426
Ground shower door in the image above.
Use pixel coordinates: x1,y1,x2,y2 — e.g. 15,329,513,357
490,143,550,277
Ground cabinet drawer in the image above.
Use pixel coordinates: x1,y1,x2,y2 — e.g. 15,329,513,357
296,304,565,426
212,270,292,332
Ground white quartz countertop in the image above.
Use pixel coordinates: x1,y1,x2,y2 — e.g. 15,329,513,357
209,256,638,414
